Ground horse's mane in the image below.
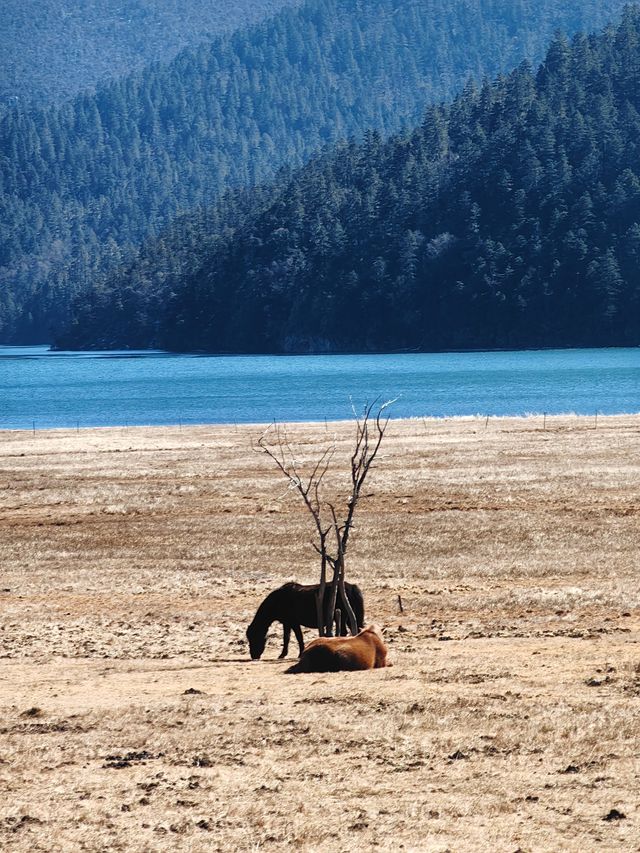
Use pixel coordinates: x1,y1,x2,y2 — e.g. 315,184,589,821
251,583,293,626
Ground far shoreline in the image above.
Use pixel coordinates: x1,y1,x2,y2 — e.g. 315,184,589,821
12,341,640,357
2,410,640,436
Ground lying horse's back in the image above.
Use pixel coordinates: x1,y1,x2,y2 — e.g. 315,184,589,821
286,625,389,673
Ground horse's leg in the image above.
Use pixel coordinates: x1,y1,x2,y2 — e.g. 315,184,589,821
293,624,304,657
279,623,291,659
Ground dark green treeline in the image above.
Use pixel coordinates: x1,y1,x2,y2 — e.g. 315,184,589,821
0,0,631,342
59,8,640,352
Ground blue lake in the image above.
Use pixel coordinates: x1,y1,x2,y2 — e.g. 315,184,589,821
0,345,639,429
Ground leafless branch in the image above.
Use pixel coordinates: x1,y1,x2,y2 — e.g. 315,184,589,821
256,399,394,637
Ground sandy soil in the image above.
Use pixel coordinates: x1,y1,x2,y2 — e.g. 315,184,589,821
0,414,639,851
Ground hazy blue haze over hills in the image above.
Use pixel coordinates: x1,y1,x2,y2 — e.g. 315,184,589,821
1,0,298,109
60,8,640,354
0,0,632,344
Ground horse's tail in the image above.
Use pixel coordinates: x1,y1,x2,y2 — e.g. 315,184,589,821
285,653,316,674
349,584,365,629
285,644,341,674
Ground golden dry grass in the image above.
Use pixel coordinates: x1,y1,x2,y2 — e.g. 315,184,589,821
1,414,639,851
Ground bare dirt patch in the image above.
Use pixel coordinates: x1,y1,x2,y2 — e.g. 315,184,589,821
0,415,638,851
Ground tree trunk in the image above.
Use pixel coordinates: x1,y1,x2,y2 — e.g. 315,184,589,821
316,547,327,637
338,569,358,635
325,565,340,636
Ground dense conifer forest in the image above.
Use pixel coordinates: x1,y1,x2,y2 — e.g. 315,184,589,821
1,0,295,109
0,0,631,343
58,8,640,353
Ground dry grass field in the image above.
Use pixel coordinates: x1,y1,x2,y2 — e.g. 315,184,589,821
1,414,639,852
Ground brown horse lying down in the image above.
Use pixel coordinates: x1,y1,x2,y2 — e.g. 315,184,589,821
285,625,390,673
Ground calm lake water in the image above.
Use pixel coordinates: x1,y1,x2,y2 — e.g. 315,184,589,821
0,346,639,429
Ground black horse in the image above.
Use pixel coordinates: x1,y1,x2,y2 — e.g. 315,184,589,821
246,581,365,660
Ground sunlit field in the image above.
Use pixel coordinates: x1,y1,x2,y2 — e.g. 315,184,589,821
1,415,638,851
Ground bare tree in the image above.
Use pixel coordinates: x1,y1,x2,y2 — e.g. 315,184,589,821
257,400,394,637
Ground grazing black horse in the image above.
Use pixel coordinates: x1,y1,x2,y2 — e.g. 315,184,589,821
246,581,365,660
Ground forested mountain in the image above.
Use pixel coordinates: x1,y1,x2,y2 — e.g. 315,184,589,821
58,8,640,353
1,0,296,109
0,0,632,343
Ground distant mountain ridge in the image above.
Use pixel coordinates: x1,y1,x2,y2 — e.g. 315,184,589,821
0,0,633,343
1,0,297,109
58,7,640,353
